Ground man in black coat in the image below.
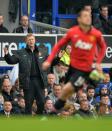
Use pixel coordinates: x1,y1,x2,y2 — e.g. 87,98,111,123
0,15,9,33
4,34,45,114
13,15,33,33
93,5,112,34
76,100,95,118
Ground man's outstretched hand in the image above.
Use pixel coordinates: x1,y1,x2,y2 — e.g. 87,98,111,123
42,61,51,70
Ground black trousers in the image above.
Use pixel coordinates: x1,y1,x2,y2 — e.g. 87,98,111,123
23,77,45,114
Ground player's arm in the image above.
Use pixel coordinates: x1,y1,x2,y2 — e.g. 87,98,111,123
42,31,71,70
96,32,107,71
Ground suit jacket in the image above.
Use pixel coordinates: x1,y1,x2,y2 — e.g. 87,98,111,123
13,26,33,33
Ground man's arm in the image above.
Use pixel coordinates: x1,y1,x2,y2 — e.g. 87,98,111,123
4,48,19,64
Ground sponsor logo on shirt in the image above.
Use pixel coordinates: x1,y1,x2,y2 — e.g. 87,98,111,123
75,40,93,50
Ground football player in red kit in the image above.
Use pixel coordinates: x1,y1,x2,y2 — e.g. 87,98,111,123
42,9,107,110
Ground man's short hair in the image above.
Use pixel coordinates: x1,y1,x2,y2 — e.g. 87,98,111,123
87,85,95,92
53,84,62,89
80,99,88,105
25,33,35,41
101,94,109,99
99,5,108,10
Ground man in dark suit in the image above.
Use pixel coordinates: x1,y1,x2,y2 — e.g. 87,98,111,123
13,15,33,33
0,101,13,117
4,34,45,114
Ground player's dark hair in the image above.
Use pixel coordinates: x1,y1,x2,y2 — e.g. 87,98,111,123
77,9,89,17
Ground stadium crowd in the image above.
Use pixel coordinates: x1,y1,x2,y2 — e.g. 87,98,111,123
0,3,112,119
0,44,112,118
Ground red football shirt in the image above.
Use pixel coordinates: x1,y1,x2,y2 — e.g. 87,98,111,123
47,26,107,72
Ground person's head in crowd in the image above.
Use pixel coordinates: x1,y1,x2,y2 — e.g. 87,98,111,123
99,5,108,19
3,74,10,80
60,104,76,117
25,34,36,49
19,89,24,97
2,75,10,83
14,78,19,90
3,101,12,113
18,97,25,109
32,100,37,116
20,15,29,28
56,61,69,74
0,14,4,26
87,85,95,98
53,84,62,98
44,88,48,97
47,73,56,86
2,80,12,95
12,78,19,92
83,4,92,13
100,94,109,106
103,73,110,83
100,85,109,95
44,98,53,112
78,92,88,102
65,45,71,55
98,102,111,116
80,100,90,111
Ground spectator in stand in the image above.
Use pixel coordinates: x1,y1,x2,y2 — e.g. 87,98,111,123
0,101,13,117
47,73,56,94
77,92,88,104
48,84,62,104
93,5,112,34
87,85,96,106
1,80,14,102
59,45,71,66
13,97,25,114
97,94,112,116
0,14,9,33
103,72,112,93
59,104,76,117
75,100,95,118
12,78,20,97
95,84,111,106
52,61,68,84
13,15,33,33
43,98,54,115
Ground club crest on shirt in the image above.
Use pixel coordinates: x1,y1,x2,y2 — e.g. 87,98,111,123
75,40,93,50
89,35,96,42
